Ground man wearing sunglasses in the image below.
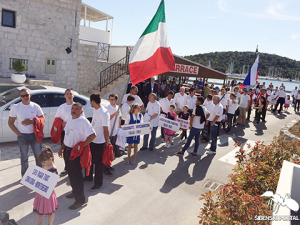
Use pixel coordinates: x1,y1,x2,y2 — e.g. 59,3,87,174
8,88,44,176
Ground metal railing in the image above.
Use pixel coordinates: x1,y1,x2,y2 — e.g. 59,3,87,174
99,49,131,91
79,39,110,62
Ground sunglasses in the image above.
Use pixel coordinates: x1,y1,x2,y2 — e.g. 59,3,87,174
20,94,29,97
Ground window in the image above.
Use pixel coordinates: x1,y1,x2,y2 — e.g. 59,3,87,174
10,58,28,71
74,96,87,106
31,94,51,108
48,94,87,107
1,9,16,28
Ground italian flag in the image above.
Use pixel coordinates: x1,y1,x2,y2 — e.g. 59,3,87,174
129,0,175,85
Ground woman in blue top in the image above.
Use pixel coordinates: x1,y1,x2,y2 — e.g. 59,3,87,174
125,104,143,165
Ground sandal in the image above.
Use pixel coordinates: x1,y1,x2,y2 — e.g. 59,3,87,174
130,161,136,165
125,161,130,165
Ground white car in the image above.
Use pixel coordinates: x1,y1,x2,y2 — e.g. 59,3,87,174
0,85,109,143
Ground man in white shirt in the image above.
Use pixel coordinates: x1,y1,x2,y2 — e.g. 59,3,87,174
292,87,298,106
121,85,144,111
238,89,250,126
54,89,81,177
107,93,122,160
140,93,160,151
85,94,110,191
202,95,214,142
176,96,210,156
274,88,286,114
206,96,223,154
186,88,197,115
8,88,44,176
174,87,187,113
58,103,96,210
121,95,135,125
158,91,175,142
218,88,229,110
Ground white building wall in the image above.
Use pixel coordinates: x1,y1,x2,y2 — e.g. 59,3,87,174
79,25,110,44
0,0,81,90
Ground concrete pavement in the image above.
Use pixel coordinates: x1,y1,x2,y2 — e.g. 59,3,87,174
0,109,299,225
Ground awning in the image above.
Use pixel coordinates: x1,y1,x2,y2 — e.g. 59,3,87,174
161,55,227,80
81,3,113,22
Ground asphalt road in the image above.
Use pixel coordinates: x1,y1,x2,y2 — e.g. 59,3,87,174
0,109,299,225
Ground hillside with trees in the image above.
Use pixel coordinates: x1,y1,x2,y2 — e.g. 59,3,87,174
185,51,300,79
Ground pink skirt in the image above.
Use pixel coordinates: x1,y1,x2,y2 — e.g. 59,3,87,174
284,104,290,107
33,191,58,215
164,128,175,136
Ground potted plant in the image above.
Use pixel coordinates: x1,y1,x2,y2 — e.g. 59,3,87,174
11,59,27,83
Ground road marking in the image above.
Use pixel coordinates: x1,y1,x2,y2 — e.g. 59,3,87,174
218,140,256,165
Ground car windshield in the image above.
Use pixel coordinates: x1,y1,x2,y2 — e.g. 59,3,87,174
0,88,21,107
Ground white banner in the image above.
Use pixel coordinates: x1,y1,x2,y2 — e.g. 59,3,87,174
21,165,59,199
177,118,190,129
159,116,180,132
121,122,151,137
171,63,199,75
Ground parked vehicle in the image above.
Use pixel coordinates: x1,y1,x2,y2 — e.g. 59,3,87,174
0,85,109,143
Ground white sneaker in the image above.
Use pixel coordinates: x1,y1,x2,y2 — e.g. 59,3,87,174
207,150,216,155
161,138,165,143
165,143,168,148
167,143,171,148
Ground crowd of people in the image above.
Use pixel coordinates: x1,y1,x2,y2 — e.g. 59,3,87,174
7,78,300,225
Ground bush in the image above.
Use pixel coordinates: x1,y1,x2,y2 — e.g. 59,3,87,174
12,59,26,73
198,136,300,225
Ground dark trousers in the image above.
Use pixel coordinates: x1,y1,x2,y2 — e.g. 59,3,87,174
202,122,211,141
274,97,285,113
210,124,218,152
182,127,202,153
247,107,252,120
261,108,266,122
180,129,187,139
64,147,85,204
226,113,234,132
233,108,239,124
86,142,105,186
295,99,300,112
161,127,165,139
110,135,120,157
61,131,67,171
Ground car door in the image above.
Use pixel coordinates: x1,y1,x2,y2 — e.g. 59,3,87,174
30,93,51,137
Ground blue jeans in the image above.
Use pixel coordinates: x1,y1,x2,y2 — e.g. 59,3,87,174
210,125,218,152
143,126,158,149
17,133,42,176
182,127,202,153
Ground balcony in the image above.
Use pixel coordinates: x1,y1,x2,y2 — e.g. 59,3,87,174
79,3,113,45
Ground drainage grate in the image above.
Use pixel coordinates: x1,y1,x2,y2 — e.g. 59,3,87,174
203,179,223,191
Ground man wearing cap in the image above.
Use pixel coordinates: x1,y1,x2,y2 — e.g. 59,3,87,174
8,88,44,176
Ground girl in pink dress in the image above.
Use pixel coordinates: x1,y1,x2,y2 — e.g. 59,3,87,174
164,105,177,148
33,147,58,225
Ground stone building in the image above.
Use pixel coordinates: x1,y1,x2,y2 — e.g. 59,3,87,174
0,0,129,95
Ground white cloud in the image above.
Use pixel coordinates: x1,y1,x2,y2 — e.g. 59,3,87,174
217,0,300,21
291,33,300,40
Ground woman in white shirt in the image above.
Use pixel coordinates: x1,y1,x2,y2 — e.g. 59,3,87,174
225,93,239,133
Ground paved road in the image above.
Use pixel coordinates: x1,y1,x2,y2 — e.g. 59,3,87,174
0,109,298,225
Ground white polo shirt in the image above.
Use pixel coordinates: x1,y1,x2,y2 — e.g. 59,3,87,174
9,102,44,134
64,116,95,148
107,104,121,136
292,89,298,97
192,105,207,129
208,103,223,122
145,101,160,127
227,99,239,114
174,92,187,111
278,90,286,98
186,94,197,110
203,100,214,114
219,94,229,109
91,107,110,144
55,103,86,122
159,97,175,114
121,93,143,106
121,102,131,120
239,94,250,108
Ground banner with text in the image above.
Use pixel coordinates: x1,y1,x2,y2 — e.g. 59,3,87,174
20,165,59,199
159,116,180,132
171,63,199,75
122,122,151,137
177,118,190,129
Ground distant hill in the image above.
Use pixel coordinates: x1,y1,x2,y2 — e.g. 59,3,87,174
184,51,300,79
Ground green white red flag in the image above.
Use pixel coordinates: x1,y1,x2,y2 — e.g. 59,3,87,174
129,0,175,85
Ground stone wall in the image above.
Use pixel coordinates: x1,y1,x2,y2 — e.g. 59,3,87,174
77,43,111,94
0,0,81,90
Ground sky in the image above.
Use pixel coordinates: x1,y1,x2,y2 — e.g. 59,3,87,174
82,0,300,61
